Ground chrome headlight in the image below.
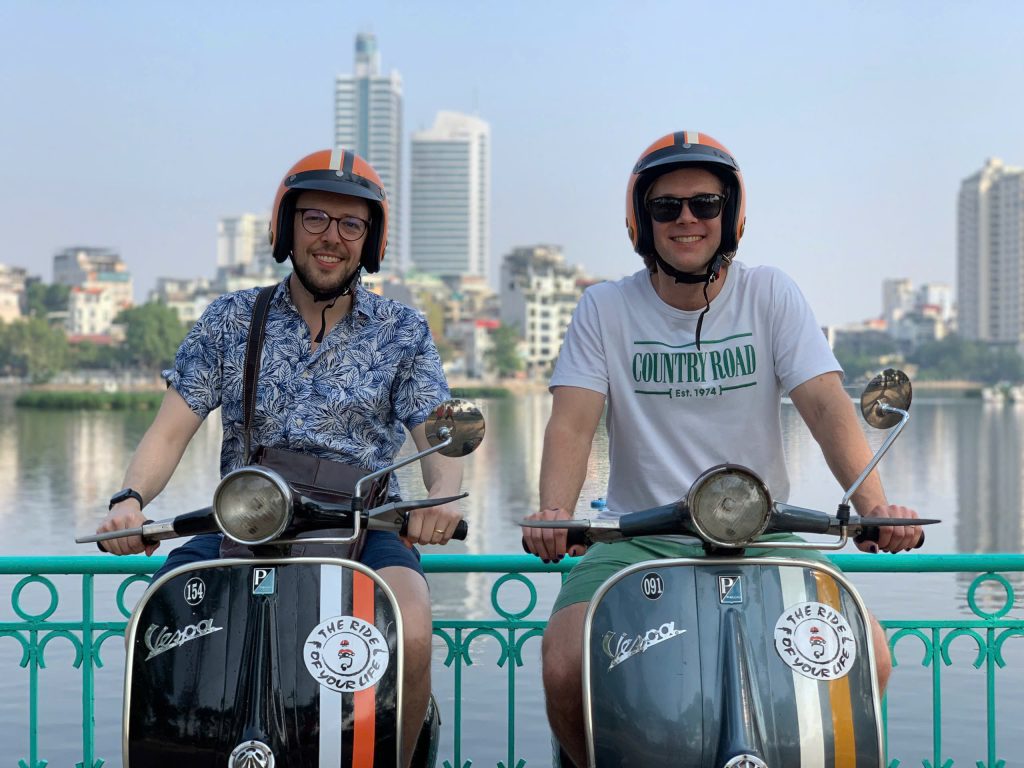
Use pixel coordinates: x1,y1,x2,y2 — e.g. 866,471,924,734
687,465,772,548
213,467,293,545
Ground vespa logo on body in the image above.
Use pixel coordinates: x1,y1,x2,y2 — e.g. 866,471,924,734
252,567,276,595
183,577,206,606
601,621,686,670
773,601,858,680
303,615,390,692
719,575,743,604
144,619,223,661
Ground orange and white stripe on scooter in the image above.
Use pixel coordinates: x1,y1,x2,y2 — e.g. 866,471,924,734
317,563,400,768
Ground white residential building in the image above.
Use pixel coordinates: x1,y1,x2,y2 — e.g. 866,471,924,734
53,247,133,335
500,245,586,377
881,278,914,326
68,286,122,339
410,112,490,279
957,157,1024,348
335,33,403,273
0,265,28,323
881,278,955,344
149,277,220,326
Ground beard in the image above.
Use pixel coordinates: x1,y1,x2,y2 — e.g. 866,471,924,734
291,252,361,302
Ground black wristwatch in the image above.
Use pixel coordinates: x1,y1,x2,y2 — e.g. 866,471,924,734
109,488,144,511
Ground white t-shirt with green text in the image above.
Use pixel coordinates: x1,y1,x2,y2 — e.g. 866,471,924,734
550,261,841,516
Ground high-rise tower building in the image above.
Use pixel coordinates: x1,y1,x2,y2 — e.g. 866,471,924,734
410,111,491,279
334,34,403,273
217,214,272,272
957,157,1024,348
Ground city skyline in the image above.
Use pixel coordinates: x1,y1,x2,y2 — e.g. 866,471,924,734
2,2,1023,327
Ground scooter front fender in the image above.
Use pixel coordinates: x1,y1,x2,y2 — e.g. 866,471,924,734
584,557,883,767
124,557,402,767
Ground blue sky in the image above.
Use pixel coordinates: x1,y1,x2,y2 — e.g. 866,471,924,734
2,1,1022,326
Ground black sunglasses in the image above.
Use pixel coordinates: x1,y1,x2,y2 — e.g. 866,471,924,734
647,194,726,223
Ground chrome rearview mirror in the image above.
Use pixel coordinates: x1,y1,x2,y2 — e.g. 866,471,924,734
860,369,913,429
423,399,486,457
841,369,913,515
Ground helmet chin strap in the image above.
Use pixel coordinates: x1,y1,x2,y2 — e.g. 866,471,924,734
290,254,363,343
652,252,725,351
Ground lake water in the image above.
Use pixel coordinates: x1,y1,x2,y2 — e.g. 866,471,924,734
1,392,1023,766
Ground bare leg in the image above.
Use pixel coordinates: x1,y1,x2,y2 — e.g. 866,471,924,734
378,566,432,768
542,602,589,768
869,612,892,692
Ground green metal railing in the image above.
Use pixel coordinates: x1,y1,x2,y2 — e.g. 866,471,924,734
1,554,1023,767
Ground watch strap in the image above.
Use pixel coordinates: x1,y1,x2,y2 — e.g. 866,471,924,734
109,488,144,511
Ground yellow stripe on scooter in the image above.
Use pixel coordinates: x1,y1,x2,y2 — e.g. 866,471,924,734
814,571,856,767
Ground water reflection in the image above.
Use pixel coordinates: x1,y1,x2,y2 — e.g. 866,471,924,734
957,402,1024,553
2,393,1024,762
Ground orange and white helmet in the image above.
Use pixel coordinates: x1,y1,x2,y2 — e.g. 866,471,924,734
269,148,389,273
626,131,746,262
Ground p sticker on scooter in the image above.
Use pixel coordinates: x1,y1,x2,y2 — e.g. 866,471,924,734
303,615,390,692
773,601,857,680
718,575,743,604
252,567,276,595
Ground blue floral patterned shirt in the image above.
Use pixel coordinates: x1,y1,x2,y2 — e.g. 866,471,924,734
164,279,450,495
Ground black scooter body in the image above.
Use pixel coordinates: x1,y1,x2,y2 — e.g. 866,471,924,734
124,557,402,767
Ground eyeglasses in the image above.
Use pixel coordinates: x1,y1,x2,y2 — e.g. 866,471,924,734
295,208,370,241
647,194,726,223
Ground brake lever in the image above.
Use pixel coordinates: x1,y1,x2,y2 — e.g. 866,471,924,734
78,507,217,552
365,493,470,540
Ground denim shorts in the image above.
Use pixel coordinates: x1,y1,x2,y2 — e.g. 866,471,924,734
153,530,424,581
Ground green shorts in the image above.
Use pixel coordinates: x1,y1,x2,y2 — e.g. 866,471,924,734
551,534,830,615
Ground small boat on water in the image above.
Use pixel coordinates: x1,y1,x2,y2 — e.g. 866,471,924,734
981,382,1024,404
982,385,1006,403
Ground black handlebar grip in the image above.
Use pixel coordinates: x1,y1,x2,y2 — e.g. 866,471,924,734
855,525,926,549
566,527,589,547
520,527,590,555
453,520,469,541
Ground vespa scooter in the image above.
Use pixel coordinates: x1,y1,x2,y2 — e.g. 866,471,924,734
524,370,935,767
78,399,485,768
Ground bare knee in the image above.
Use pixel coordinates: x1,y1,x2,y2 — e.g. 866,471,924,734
542,604,587,704
377,567,432,673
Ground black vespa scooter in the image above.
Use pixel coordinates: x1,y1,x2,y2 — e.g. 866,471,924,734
78,399,485,768
524,370,936,767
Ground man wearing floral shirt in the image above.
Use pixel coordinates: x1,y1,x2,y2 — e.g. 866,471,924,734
95,148,462,765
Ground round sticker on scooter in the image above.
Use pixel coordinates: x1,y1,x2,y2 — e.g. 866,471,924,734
183,577,206,606
773,601,857,680
641,572,664,600
303,615,390,693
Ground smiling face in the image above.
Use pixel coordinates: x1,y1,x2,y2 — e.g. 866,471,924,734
289,190,371,299
647,167,725,275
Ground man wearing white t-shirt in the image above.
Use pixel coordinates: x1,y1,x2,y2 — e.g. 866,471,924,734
521,130,922,767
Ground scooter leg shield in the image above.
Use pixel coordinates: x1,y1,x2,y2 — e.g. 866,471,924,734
123,558,403,767
583,558,884,767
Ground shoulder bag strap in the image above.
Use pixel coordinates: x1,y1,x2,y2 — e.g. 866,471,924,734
243,284,277,463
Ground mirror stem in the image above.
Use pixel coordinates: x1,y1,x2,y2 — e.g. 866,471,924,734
841,404,909,507
352,433,455,513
